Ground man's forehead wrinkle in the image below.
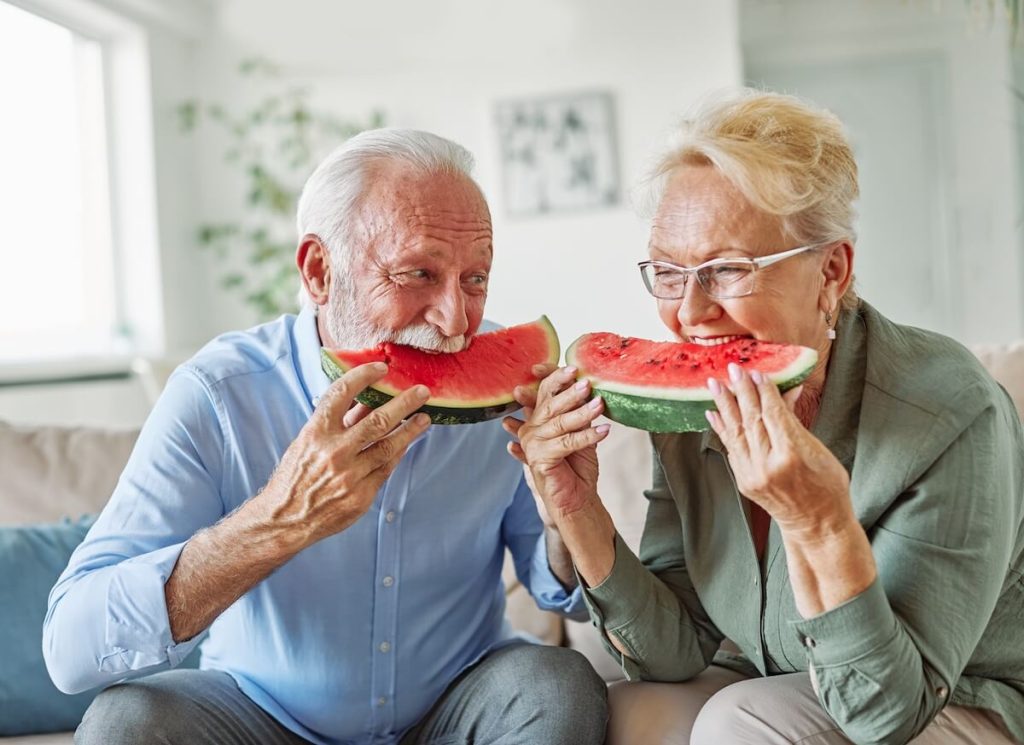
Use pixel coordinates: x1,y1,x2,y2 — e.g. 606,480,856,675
405,207,492,229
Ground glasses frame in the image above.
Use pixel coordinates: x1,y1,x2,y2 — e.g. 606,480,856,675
637,242,832,300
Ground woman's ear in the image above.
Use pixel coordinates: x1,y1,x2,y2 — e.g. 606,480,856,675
296,234,332,306
820,241,854,312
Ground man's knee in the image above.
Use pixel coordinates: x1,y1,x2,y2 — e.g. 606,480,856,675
75,671,215,745
494,645,607,739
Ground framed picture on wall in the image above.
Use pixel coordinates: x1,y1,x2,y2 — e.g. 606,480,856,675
495,90,620,216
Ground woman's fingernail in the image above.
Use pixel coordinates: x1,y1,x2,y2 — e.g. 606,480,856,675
589,396,603,409
574,380,589,392
728,363,742,383
707,378,721,395
751,370,764,385
373,362,388,373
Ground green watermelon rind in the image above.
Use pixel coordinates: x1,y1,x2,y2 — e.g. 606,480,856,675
566,337,817,433
319,316,560,425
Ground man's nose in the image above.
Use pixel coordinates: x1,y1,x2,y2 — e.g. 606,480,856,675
425,282,469,338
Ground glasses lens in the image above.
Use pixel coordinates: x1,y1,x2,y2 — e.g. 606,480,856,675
696,262,755,298
641,264,687,299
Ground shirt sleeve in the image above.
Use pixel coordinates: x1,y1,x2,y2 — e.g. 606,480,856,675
582,447,724,681
43,367,228,694
791,398,1022,744
501,475,588,619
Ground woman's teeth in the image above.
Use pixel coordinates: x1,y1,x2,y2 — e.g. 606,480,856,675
689,335,750,347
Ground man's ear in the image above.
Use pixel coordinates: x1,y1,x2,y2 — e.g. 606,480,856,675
820,241,854,313
296,234,331,306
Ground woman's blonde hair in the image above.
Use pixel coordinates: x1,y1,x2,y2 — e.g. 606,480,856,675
643,88,860,309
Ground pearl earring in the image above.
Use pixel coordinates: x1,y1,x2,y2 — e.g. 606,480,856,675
825,310,836,340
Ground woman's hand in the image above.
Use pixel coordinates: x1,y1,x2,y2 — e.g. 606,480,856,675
705,362,853,539
503,364,610,524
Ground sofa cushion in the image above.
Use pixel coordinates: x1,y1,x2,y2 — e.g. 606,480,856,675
0,422,137,526
0,517,99,736
972,341,1024,419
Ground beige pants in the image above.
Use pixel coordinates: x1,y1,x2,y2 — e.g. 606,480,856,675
606,666,1018,745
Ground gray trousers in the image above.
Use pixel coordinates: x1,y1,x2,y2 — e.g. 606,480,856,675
605,665,1019,744
75,644,607,745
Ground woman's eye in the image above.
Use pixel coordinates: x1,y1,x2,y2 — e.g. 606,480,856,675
711,265,746,276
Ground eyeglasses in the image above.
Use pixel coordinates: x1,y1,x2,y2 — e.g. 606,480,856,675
638,242,831,300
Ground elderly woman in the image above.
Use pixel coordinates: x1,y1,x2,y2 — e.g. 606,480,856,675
506,90,1024,744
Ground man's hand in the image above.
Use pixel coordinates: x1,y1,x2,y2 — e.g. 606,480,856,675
259,362,432,550
165,362,430,642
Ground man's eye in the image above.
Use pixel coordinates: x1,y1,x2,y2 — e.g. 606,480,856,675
465,273,488,286
393,269,433,284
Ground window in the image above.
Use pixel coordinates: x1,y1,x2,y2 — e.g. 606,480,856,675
0,0,162,374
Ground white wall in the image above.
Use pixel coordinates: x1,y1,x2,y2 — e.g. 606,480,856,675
193,0,743,348
742,0,1023,345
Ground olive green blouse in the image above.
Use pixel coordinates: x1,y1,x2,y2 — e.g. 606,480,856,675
583,301,1024,744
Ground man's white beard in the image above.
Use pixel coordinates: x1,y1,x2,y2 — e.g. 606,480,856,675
324,283,467,353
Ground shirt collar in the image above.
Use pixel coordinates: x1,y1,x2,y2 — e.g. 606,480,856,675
293,304,331,408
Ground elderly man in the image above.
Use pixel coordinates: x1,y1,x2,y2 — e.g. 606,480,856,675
43,130,607,745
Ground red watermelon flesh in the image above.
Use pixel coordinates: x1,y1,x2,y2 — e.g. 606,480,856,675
565,333,818,432
323,316,559,408
567,333,817,399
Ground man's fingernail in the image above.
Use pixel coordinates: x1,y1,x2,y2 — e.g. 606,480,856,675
595,424,611,435
413,413,431,426
574,380,589,392
414,385,430,399
728,363,742,383
707,378,721,395
373,362,388,372
589,396,603,409
564,366,577,375
751,370,764,385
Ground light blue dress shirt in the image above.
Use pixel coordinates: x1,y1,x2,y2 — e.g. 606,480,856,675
43,307,584,745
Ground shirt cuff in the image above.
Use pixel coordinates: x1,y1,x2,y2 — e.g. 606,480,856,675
581,533,651,631
790,577,900,667
103,541,198,670
529,534,587,617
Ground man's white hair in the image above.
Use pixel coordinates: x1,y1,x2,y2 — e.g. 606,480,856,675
295,128,476,309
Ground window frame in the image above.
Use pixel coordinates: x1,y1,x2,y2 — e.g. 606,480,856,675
0,0,165,383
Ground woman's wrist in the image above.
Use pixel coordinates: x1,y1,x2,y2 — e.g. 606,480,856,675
552,500,617,587
780,507,877,618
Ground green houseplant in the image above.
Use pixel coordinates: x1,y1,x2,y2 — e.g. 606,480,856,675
178,58,384,319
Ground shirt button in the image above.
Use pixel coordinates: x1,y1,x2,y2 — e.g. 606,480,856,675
382,576,394,587
936,686,948,699
377,696,387,706
312,396,321,406
385,511,396,523
804,636,816,649
379,641,391,653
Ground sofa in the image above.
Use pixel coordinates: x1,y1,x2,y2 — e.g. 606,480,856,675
2,340,1022,743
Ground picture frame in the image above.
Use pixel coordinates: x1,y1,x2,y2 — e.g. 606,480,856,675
495,90,620,216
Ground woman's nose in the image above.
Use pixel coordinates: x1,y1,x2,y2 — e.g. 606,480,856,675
675,280,722,328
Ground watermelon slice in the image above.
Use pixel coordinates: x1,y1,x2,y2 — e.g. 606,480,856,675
565,333,817,433
321,316,560,425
